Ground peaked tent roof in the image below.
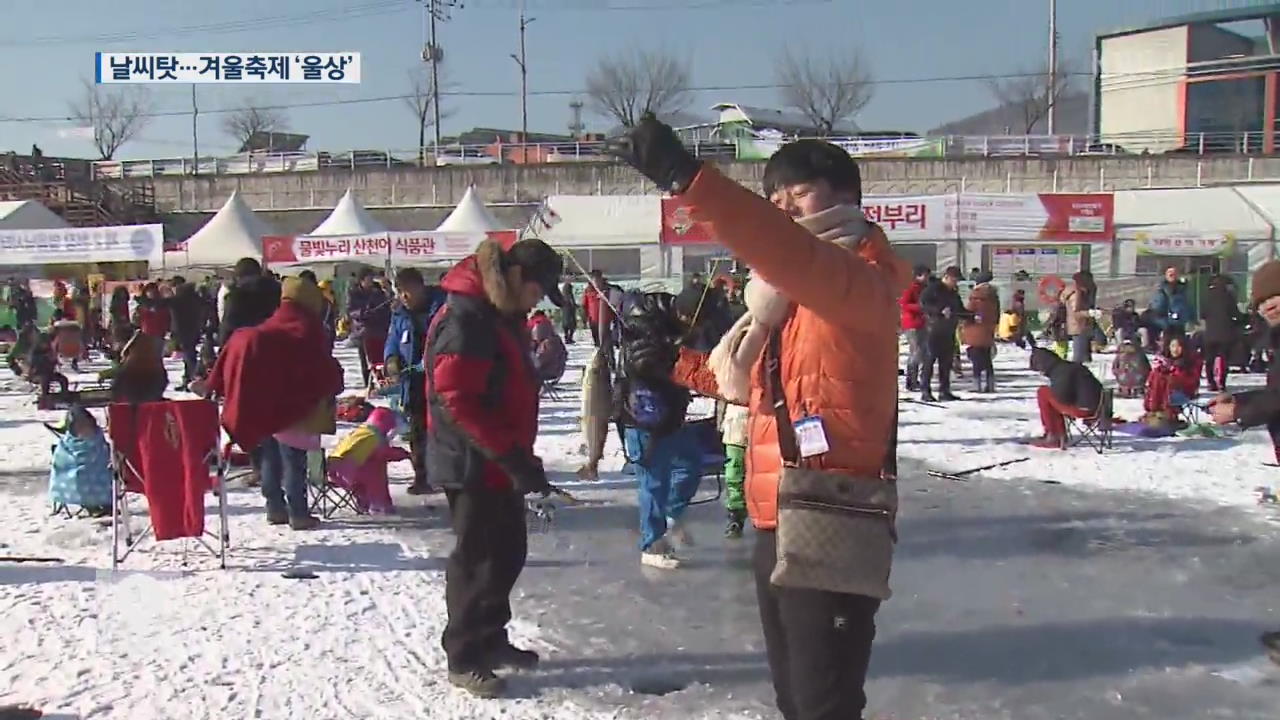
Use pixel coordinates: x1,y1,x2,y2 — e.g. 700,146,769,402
436,186,504,233
167,191,276,269
310,189,388,235
0,200,71,229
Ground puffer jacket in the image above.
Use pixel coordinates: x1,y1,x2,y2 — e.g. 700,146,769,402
671,166,910,530
898,279,927,331
1060,284,1094,337
961,282,999,348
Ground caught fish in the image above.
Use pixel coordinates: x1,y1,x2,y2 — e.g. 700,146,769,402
577,347,612,481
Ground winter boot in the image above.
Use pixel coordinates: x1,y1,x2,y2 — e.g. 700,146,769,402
938,390,959,402
449,669,506,698
289,514,321,531
266,508,289,526
406,480,434,495
641,538,681,569
984,373,996,394
485,643,540,670
725,509,747,539
920,389,937,403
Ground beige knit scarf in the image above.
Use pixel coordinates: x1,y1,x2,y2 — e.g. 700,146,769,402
708,204,870,405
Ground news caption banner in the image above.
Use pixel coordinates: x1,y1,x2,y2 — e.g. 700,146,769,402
95,53,361,83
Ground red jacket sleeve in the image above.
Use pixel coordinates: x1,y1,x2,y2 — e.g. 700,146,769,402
431,352,513,459
899,284,921,313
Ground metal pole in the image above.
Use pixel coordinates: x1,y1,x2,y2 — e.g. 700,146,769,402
519,5,529,143
1048,0,1058,135
191,84,199,176
430,0,442,148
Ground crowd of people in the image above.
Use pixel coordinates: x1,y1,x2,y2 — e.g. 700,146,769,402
10,116,1280,719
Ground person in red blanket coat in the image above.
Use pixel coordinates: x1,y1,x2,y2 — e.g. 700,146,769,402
198,277,344,530
1144,333,1202,417
426,237,563,698
581,269,614,348
898,265,931,391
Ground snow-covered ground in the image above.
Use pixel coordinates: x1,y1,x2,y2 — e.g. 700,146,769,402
1,340,1278,719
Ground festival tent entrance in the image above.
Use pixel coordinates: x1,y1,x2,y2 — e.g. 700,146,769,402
436,186,503,233
165,191,276,270
310,189,388,236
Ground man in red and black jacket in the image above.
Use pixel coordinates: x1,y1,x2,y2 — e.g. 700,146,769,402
425,236,563,699
899,265,931,392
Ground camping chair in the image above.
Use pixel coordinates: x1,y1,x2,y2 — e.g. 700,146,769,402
1171,393,1206,428
1064,388,1115,454
686,417,725,507
106,399,230,570
308,450,364,519
540,378,563,401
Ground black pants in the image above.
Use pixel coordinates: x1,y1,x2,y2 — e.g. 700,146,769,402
589,322,600,348
754,531,880,720
356,342,371,387
443,487,528,673
920,335,955,393
563,324,575,345
966,346,994,379
1203,341,1232,390
407,396,428,487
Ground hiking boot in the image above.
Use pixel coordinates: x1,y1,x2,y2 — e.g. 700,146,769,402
920,390,937,403
485,643,540,670
1029,434,1066,450
289,514,320,531
406,481,434,495
641,538,681,570
725,510,746,539
448,669,506,698
267,509,289,525
938,391,959,402
666,516,695,548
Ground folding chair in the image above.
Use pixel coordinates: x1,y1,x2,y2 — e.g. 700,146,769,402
1064,387,1115,454
106,399,230,570
686,417,725,507
308,450,364,519
540,378,562,401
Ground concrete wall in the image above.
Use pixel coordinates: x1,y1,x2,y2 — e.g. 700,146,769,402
137,155,1280,223
1099,26,1188,151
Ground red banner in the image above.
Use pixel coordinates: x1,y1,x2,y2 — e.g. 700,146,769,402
954,193,1114,241
263,230,518,265
660,197,716,245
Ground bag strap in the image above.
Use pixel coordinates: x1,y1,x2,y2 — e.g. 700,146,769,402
765,328,898,480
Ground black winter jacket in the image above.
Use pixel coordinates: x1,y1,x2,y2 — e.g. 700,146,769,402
219,274,281,344
169,282,207,344
920,280,969,339
1030,347,1103,413
1200,280,1243,345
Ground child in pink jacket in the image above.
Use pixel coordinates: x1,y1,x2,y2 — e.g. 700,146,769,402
327,407,411,514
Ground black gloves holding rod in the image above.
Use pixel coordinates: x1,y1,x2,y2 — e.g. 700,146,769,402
609,113,703,194
497,450,551,496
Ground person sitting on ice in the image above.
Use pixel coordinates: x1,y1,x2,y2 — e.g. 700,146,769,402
23,325,67,398
1111,338,1151,399
6,321,37,377
327,407,411,514
528,310,567,384
47,405,113,517
50,314,84,373
109,331,168,405
1040,300,1070,358
1142,333,1202,429
1111,299,1142,347
1027,346,1104,450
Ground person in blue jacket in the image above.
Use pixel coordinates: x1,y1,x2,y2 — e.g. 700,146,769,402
384,267,447,495
1149,266,1194,340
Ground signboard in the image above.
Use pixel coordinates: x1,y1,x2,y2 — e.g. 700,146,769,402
954,194,1113,241
262,230,518,265
990,245,1084,276
863,195,950,241
0,224,164,266
1132,231,1236,257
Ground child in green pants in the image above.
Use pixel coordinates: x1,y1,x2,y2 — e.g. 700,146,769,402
719,402,749,538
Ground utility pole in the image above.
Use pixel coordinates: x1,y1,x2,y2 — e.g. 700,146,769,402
191,85,199,176
510,1,534,142
419,0,461,150
1047,0,1058,135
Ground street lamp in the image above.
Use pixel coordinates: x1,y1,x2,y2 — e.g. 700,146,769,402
510,3,535,144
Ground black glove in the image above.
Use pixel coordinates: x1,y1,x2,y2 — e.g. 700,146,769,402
497,450,550,495
609,113,702,194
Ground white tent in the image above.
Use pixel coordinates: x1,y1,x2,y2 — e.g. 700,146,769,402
165,191,276,269
309,189,388,236
436,186,503,233
0,200,70,230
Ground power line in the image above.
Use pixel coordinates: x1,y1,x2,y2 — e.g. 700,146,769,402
0,70,1096,125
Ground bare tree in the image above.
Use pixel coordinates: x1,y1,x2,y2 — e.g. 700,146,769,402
585,48,692,128
775,47,874,136
67,79,152,160
985,62,1073,134
403,67,453,165
221,102,290,152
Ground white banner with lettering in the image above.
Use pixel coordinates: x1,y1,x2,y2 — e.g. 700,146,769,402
861,195,951,241
0,224,164,266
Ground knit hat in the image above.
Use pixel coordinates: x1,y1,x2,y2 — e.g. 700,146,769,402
367,407,400,436
281,276,324,315
1252,260,1280,305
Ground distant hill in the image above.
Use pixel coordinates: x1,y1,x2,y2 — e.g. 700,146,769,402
930,91,1089,136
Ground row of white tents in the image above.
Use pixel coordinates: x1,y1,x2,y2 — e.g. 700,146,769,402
164,186,506,270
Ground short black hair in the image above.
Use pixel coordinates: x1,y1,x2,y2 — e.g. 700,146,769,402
298,269,318,284
943,266,963,279
357,266,375,280
762,139,862,203
913,264,931,278
395,267,425,288
233,257,262,278
169,275,186,286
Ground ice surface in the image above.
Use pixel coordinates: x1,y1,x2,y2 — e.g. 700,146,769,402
0,342,1277,719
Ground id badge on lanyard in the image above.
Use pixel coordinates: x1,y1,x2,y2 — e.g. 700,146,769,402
793,416,830,458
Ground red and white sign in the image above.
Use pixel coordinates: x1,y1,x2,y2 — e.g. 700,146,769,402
263,233,390,265
660,197,715,245
952,193,1113,241
391,230,518,262
862,195,949,241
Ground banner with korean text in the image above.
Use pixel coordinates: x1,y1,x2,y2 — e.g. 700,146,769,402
0,224,164,266
262,233,390,265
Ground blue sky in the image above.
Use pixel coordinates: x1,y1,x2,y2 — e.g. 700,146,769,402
0,0,1273,159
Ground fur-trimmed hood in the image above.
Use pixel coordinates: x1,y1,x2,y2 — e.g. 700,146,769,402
440,238,525,315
